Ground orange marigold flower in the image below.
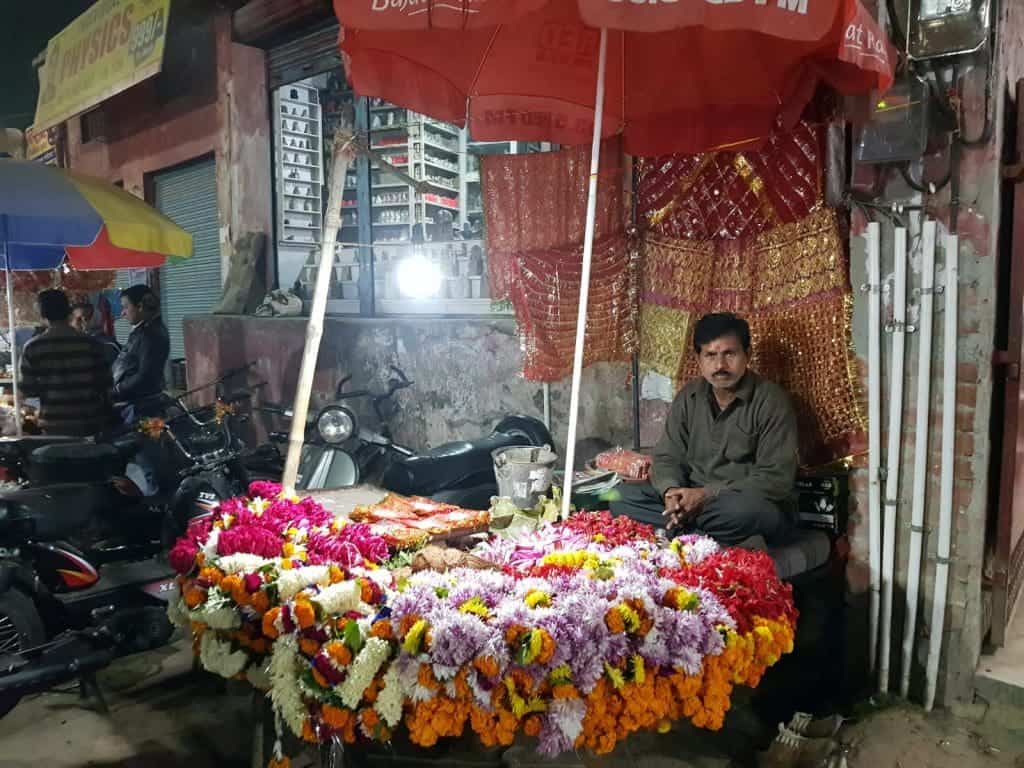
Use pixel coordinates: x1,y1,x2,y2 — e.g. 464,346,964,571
552,683,578,700
300,638,321,657
363,678,380,704
370,620,393,641
268,757,291,768
321,704,350,730
262,607,281,639
329,565,346,584
473,656,499,678
184,587,206,609
198,566,223,587
361,708,380,729
523,715,542,737
604,608,626,634
326,640,352,667
293,600,315,630
536,629,556,664
301,719,318,743
399,614,421,636
312,668,330,689
417,664,440,690
250,637,270,656
251,591,270,615
504,625,526,645
359,579,374,603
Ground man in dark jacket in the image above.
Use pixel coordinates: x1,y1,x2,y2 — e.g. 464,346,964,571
113,285,170,424
610,312,799,546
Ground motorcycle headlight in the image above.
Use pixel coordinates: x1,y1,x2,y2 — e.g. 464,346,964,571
317,407,356,444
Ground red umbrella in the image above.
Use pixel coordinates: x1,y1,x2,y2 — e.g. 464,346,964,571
337,0,894,156
329,0,894,515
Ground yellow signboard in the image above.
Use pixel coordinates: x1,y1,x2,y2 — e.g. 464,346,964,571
24,126,57,165
33,0,171,132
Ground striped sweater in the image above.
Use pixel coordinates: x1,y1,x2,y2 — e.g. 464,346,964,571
20,325,113,436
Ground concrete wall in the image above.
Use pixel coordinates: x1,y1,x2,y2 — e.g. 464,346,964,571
184,315,636,456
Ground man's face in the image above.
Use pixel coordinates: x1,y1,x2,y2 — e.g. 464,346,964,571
121,297,142,325
71,308,91,333
697,333,749,392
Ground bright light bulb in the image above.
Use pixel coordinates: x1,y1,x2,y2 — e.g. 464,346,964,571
397,254,442,299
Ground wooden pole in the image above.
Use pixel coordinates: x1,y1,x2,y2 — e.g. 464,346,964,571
281,133,355,495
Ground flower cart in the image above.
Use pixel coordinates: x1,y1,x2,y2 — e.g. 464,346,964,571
169,482,797,768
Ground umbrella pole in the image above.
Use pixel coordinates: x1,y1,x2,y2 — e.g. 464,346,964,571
559,27,609,519
281,134,355,495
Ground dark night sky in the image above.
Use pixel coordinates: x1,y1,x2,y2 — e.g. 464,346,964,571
0,0,97,129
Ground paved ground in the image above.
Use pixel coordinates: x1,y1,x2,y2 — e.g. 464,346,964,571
2,640,1024,768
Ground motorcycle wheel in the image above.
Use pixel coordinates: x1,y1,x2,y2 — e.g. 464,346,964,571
0,589,46,718
494,416,554,448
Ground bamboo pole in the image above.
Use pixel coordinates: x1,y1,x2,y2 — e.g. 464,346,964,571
282,133,356,495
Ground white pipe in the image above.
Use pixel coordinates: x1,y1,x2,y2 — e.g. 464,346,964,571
924,233,958,711
879,226,907,693
542,382,551,431
867,222,882,674
559,27,608,519
282,136,354,495
901,219,936,698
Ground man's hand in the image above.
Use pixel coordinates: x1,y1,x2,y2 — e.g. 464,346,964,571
663,487,707,529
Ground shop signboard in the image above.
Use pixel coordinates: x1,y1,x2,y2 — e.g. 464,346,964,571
24,126,57,165
33,0,171,132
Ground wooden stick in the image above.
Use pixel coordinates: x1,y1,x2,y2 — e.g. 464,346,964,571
281,132,356,495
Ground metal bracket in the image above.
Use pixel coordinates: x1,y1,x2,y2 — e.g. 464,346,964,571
885,321,909,333
910,523,929,533
935,555,954,565
860,282,882,294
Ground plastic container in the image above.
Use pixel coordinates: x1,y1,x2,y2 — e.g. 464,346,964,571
492,445,557,509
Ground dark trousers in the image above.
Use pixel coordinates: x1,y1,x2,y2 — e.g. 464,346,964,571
609,482,793,546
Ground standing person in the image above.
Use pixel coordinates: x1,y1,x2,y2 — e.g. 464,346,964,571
610,312,799,546
71,301,120,365
19,289,112,436
113,285,170,424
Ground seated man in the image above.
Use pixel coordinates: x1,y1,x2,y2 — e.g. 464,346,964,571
611,312,798,546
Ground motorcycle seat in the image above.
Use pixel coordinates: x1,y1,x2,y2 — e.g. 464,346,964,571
387,433,523,496
28,443,126,487
2,483,112,541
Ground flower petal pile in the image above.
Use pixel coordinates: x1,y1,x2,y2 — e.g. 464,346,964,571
171,497,797,762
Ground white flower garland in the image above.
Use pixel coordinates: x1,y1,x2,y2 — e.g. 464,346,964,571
313,581,361,616
246,663,271,691
199,631,248,679
338,637,390,709
217,553,271,575
190,591,241,630
269,635,307,737
166,595,189,628
276,566,330,602
201,527,221,562
374,663,404,728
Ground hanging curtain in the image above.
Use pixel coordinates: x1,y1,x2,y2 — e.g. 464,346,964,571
482,138,636,382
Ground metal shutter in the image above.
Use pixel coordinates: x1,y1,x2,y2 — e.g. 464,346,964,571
267,23,341,90
153,159,220,359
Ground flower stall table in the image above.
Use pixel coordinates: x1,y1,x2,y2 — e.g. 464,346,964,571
168,484,796,768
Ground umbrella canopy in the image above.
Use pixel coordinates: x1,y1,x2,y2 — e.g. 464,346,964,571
337,0,894,155
0,159,192,271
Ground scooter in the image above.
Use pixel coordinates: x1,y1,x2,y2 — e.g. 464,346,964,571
0,399,253,717
255,366,554,509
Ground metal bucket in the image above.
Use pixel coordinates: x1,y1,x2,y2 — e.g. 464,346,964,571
492,445,558,509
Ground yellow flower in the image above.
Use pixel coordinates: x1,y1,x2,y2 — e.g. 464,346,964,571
548,664,572,686
248,497,270,516
657,720,672,734
593,533,606,543
459,597,490,619
286,527,300,539
522,629,544,664
403,619,429,654
617,603,641,633
631,655,646,684
281,559,294,570
524,590,550,609
221,514,234,529
604,662,625,690
675,588,700,611
282,542,296,557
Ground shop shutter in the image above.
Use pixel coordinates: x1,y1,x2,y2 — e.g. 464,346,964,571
267,23,341,90
153,158,221,360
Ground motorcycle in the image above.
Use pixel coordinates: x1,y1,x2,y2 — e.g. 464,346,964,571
255,366,554,509
0,397,253,717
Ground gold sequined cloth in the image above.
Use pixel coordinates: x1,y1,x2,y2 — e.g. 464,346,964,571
640,207,865,463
